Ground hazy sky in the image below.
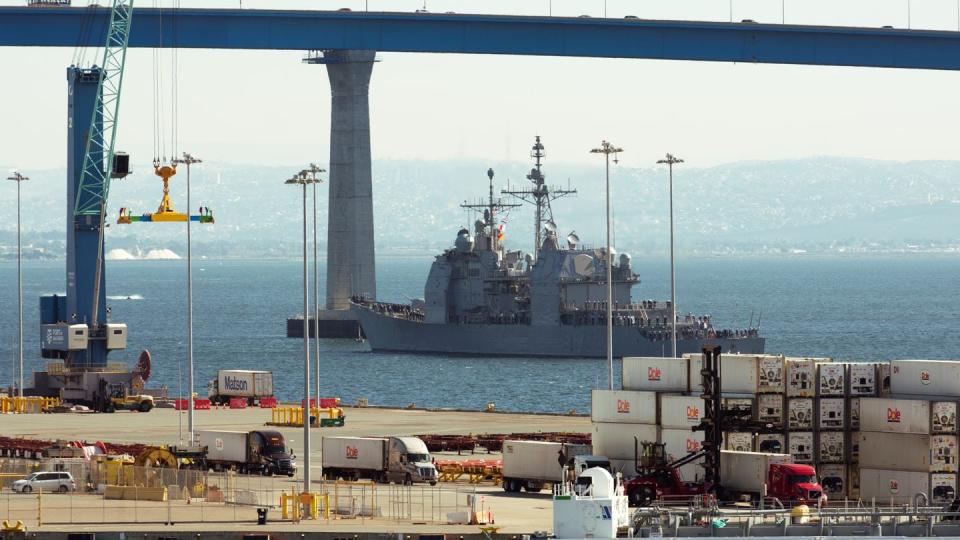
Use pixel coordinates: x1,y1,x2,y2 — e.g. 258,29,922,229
4,0,960,170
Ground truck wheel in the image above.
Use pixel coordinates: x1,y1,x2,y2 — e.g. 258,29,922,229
429,481,437,486
138,401,153,413
525,482,542,493
404,474,412,486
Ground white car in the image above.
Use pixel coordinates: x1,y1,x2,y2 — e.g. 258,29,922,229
11,471,76,493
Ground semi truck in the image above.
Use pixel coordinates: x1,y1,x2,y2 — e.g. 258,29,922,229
501,440,611,493
197,430,296,476
719,450,824,505
321,436,438,485
206,370,274,405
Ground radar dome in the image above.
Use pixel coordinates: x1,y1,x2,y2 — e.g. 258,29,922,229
455,229,474,253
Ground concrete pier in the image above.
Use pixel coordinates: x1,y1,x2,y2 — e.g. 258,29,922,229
324,49,377,310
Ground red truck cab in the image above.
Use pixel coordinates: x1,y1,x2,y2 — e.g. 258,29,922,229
768,463,824,505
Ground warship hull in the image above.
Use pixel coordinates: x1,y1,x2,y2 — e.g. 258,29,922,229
352,305,764,358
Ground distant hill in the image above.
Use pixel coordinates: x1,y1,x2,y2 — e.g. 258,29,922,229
1,156,958,259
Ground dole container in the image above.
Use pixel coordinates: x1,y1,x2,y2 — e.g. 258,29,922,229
591,389,657,424
622,357,688,392
859,397,930,435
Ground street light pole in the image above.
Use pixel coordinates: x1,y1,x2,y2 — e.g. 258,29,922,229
657,154,683,358
286,172,316,492
302,164,326,416
7,171,29,397
590,141,622,390
173,152,201,444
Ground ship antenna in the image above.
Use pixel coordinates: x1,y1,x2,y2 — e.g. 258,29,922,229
461,168,519,251
502,135,577,259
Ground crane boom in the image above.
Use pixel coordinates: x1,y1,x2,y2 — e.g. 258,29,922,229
74,0,134,329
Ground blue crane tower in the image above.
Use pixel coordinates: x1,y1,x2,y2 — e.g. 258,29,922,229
34,1,141,407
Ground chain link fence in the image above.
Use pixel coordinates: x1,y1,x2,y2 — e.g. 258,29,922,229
0,458,479,527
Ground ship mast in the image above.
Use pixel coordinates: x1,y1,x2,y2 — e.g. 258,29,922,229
461,168,520,251
502,136,576,259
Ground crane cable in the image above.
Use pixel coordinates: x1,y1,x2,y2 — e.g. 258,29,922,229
152,0,181,166
71,1,100,67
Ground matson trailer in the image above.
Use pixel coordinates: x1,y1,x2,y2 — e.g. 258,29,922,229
206,370,274,405
502,440,611,493
322,436,438,485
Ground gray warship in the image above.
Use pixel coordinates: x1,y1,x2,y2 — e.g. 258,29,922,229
351,137,764,357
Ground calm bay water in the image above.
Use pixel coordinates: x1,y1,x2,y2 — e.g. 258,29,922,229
0,255,958,413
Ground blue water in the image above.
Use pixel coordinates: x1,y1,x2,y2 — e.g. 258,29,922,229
0,255,958,413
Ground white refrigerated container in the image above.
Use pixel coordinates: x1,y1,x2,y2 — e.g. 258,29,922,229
849,397,861,430
756,433,786,454
932,401,958,434
688,354,758,394
724,432,753,452
818,431,845,464
787,398,814,430
848,362,879,396
859,398,930,435
659,427,705,482
788,432,814,464
622,357,688,392
858,432,931,472
757,355,785,393
890,359,960,397
818,398,846,430
592,422,659,461
818,464,847,498
591,390,658,424
859,468,929,504
931,472,958,503
658,394,704,429
786,357,827,398
757,394,784,427
931,434,958,473
818,363,846,396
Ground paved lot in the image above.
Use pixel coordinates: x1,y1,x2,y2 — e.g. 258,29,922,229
1,406,589,534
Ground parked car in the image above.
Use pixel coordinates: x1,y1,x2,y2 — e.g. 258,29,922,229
12,471,76,493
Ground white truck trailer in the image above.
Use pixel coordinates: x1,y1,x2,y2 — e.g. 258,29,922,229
321,436,438,485
206,370,274,405
502,440,610,493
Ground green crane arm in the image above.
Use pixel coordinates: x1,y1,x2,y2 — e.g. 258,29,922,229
74,0,134,217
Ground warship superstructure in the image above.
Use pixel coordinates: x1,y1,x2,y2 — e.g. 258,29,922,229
351,137,763,357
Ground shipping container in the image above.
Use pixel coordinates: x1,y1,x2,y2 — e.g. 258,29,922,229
723,397,755,410
818,431,845,464
818,398,846,430
503,440,592,483
724,432,754,452
757,356,786,393
818,464,847,498
890,359,960,398
818,363,846,396
858,432,931,472
787,398,814,430
659,394,704,429
756,433,786,454
931,472,958,503
788,432,814,464
757,394,784,427
622,357,688,392
719,451,792,493
859,398,930,435
932,401,958,434
213,370,274,399
322,437,387,471
859,468,929,505
592,422,659,461
786,358,824,398
931,435,958,473
688,354,759,394
848,467,861,499
849,398,861,430
198,430,249,463
659,428,705,482
849,363,879,396
878,362,892,396
591,390,657,424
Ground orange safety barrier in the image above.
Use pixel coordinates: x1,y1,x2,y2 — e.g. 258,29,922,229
194,399,211,410
229,397,247,409
319,397,340,408
174,399,189,410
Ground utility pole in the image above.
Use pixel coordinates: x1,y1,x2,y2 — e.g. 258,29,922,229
7,171,29,397
590,141,622,390
173,152,201,444
286,171,317,492
657,154,683,358
302,163,326,417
